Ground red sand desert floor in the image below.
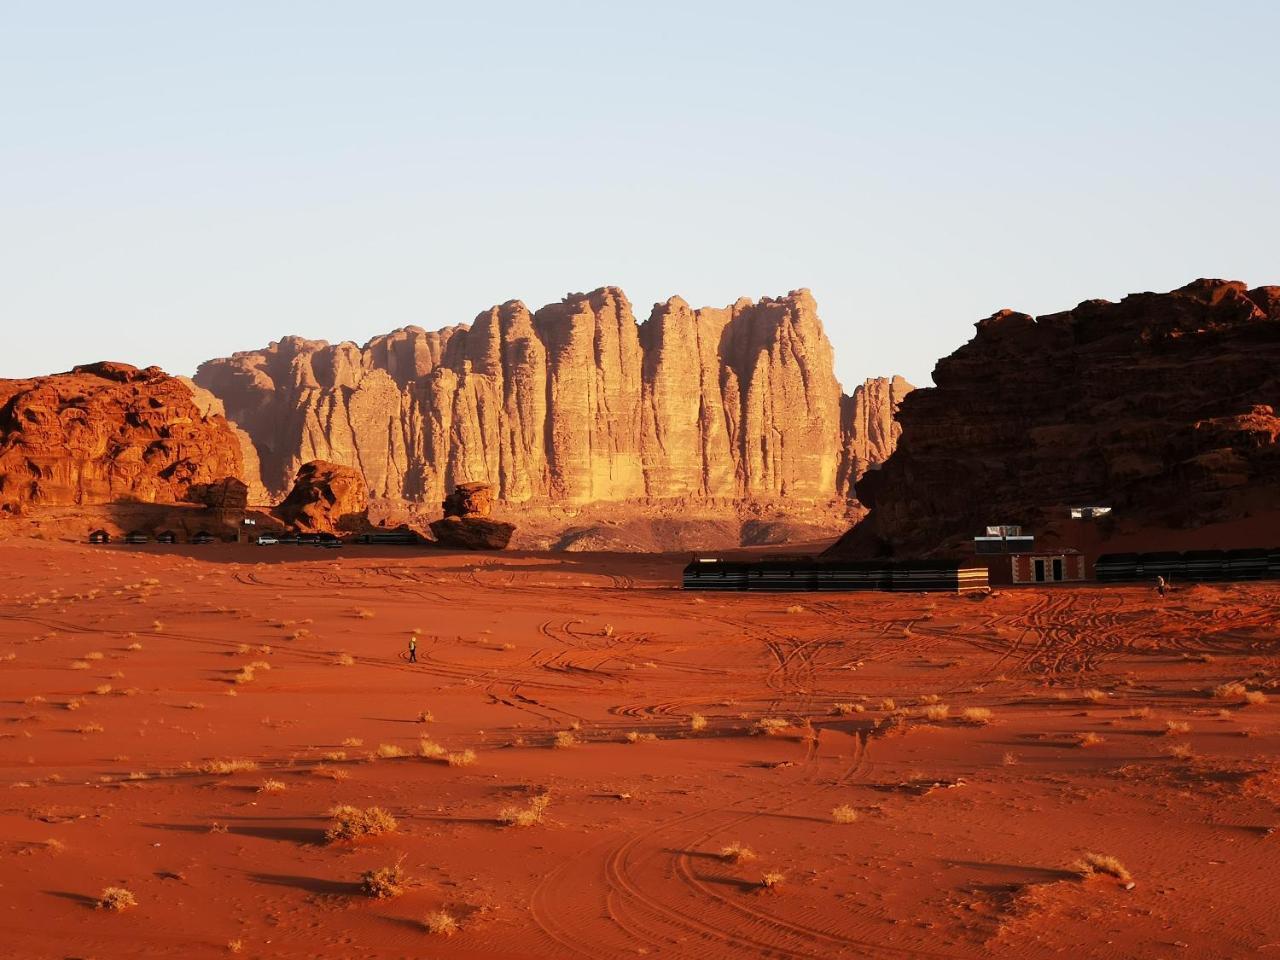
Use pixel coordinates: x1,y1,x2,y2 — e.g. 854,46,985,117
1,539,1278,959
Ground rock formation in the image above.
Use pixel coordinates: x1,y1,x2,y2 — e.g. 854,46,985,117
194,288,905,508
830,279,1280,557
429,481,515,550
0,362,246,516
273,460,369,533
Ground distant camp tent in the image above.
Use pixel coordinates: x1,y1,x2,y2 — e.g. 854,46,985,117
191,531,217,544
88,529,110,544
1096,549,1280,583
124,530,150,544
155,530,177,544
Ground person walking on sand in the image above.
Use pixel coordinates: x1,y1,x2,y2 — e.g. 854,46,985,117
1155,575,1167,598
408,634,417,663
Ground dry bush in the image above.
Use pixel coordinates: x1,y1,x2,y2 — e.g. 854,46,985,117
231,666,257,685
720,841,756,863
922,704,950,721
376,744,407,759
416,710,434,724
1073,732,1105,748
423,911,457,936
326,805,397,843
831,702,860,716
85,652,104,661
76,722,105,734
258,779,287,794
879,698,897,712
831,804,859,824
333,653,355,667
1212,682,1251,701
342,737,364,747
960,707,993,725
784,605,805,615
97,886,137,911
760,871,786,890
625,731,657,743
446,749,477,767
418,738,445,759
1165,741,1195,760
1245,690,1268,705
24,695,45,706
65,698,83,710
689,713,708,732
1002,751,1019,766
353,608,374,620
201,758,258,775
360,859,408,898
602,623,615,637
152,621,164,632
917,693,941,705
1072,852,1133,884
1081,688,1107,703
752,717,790,736
70,660,90,670
323,750,348,762
248,660,271,672
227,940,243,954
1164,720,1191,735
312,765,349,781
93,684,112,696
1125,706,1152,719
498,792,551,827
552,730,577,749
126,642,143,651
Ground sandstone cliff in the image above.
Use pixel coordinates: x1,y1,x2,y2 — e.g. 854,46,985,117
274,460,369,533
0,362,246,516
195,288,905,509
830,279,1280,557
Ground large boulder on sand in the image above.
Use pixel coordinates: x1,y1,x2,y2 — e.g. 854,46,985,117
273,460,368,534
429,481,514,550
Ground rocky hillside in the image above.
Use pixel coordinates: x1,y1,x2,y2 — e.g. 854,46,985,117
831,279,1280,557
195,287,911,507
0,362,246,515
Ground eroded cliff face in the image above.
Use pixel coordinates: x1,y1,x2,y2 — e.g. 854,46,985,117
0,362,245,514
196,288,902,507
831,279,1280,557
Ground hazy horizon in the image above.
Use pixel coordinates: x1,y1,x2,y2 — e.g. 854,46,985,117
4,1,1278,389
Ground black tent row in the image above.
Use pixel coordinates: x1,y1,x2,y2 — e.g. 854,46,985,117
89,530,216,545
1095,549,1280,583
682,557,989,593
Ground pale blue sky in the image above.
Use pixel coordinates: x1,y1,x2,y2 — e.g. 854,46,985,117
3,1,1278,389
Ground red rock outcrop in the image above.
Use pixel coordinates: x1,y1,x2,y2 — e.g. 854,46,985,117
429,480,515,550
0,362,246,515
836,376,914,495
273,460,369,533
195,288,901,508
830,279,1280,557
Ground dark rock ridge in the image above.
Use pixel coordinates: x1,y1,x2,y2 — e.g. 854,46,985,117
829,279,1280,557
0,362,245,515
194,288,911,507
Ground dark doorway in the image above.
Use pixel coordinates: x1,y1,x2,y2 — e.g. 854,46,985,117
1034,559,1046,583
1052,557,1063,581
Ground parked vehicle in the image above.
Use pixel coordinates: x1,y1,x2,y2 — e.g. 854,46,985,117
256,535,279,546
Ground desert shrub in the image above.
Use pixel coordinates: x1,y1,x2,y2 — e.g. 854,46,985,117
97,886,137,911
201,758,258,775
76,723,104,734
312,765,349,781
760,871,785,890
416,710,434,723
720,841,756,863
1072,852,1133,884
445,750,477,767
1164,720,1191,735
418,738,445,759
326,805,397,843
360,860,408,898
831,804,859,824
70,660,90,670
922,704,950,721
784,605,804,614
94,684,112,696
552,730,577,749
960,707,993,725
689,714,707,732
1165,741,1194,760
353,608,374,620
342,737,364,747
1073,732,1105,748
1081,688,1107,703
625,731,657,743
85,652,104,661
879,698,896,712
258,779,286,793
498,793,551,827
752,717,789,736
333,653,355,667
376,744,407,759
423,911,457,936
